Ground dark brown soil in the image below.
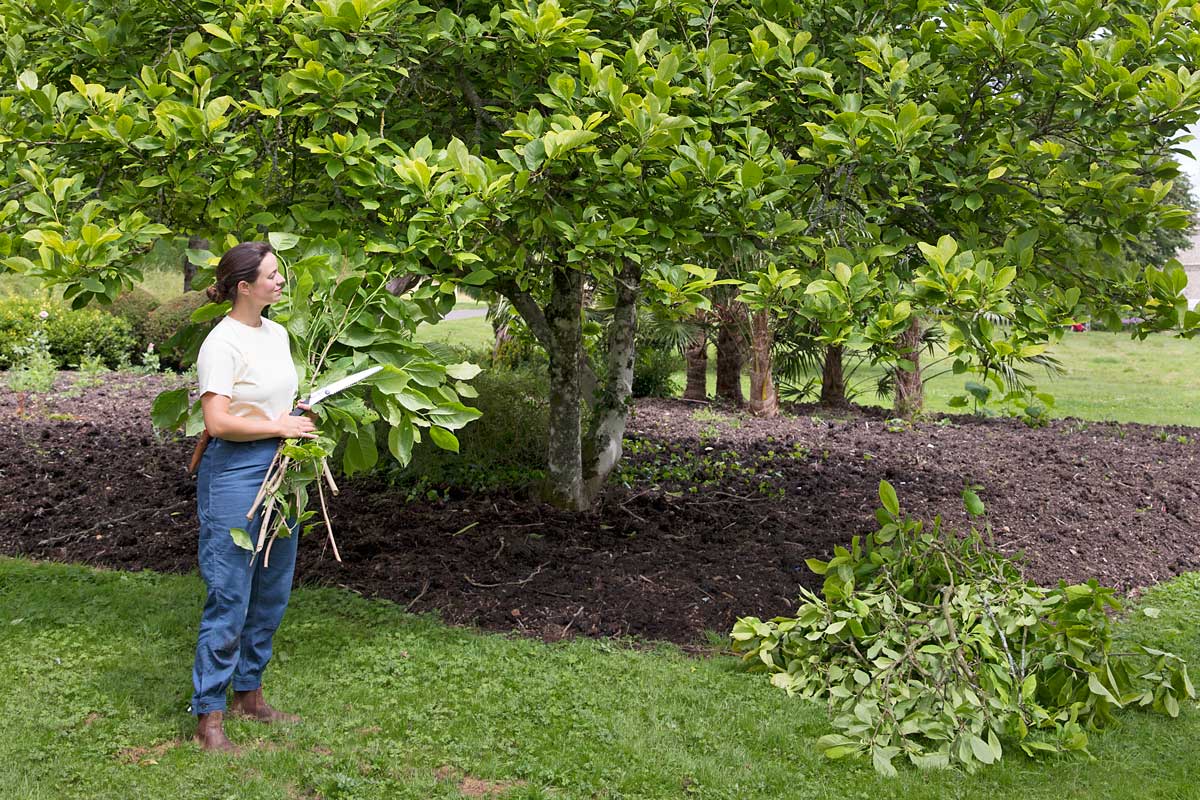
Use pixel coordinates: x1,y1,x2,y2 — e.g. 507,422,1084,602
2,373,1199,645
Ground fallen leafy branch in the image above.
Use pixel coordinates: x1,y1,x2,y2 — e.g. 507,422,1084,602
732,481,1195,775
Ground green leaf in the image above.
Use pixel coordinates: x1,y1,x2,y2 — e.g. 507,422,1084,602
387,424,414,466
969,734,995,765
191,301,230,323
962,489,985,517
878,480,899,516
151,388,191,431
229,528,254,551
445,362,482,380
739,160,764,189
268,232,301,251
428,426,459,452
343,426,378,476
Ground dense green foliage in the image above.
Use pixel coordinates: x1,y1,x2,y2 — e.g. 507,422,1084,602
1,0,1198,497
0,295,136,369
101,286,161,353
388,364,550,496
732,483,1195,775
141,291,211,370
632,344,681,399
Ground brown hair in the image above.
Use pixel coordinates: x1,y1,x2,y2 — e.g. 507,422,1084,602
206,241,275,303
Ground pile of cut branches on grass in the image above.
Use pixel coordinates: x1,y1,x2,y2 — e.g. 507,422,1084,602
732,482,1195,775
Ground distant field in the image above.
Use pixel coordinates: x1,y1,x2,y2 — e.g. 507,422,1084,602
826,332,1200,428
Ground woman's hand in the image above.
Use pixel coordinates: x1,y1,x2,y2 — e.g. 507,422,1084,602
275,404,318,440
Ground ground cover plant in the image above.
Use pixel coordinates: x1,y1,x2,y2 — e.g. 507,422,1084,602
733,483,1194,774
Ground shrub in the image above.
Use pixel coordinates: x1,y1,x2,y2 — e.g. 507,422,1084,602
0,297,137,370
144,291,213,370
631,342,681,398
102,287,161,352
382,364,549,496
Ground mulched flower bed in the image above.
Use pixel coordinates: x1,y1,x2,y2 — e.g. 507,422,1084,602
2,373,1198,645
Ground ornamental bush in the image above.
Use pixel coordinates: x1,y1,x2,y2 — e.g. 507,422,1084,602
0,296,137,370
732,482,1194,775
143,291,212,370
631,343,682,399
384,362,549,496
101,287,161,353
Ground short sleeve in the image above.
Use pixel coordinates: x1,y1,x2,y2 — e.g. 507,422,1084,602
197,336,237,399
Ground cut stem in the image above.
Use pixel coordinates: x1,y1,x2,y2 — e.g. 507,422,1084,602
321,457,340,496
246,445,285,521
316,475,341,562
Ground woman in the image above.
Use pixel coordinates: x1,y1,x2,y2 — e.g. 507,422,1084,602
191,241,317,753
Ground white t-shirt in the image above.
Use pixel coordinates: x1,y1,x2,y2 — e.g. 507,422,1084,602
197,316,299,421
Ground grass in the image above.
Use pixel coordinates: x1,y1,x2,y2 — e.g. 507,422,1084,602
0,557,1196,800
809,332,1200,427
0,238,186,304
415,313,494,351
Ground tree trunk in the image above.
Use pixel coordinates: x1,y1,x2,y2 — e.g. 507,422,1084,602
715,307,746,405
820,344,847,407
747,309,779,417
541,269,586,510
581,259,641,502
682,325,708,401
893,316,924,418
182,236,208,293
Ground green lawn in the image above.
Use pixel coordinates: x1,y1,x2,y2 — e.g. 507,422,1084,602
824,332,1200,427
1,557,1196,800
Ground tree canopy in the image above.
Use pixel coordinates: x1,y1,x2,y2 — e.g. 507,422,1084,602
2,0,1199,507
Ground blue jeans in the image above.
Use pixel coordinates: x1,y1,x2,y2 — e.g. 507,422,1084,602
191,437,298,715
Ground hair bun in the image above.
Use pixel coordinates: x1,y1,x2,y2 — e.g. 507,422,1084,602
205,284,225,303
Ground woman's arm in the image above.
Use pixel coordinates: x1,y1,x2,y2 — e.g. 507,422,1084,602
201,393,317,442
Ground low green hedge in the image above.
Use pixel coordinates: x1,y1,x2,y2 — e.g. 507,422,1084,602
144,291,212,370
0,296,138,370
101,287,161,352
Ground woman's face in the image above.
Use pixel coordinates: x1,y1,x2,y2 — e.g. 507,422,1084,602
238,252,285,307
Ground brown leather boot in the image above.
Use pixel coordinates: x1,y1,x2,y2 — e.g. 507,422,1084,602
194,710,240,753
230,687,301,724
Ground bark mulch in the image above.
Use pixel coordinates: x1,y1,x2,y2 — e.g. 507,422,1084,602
2,374,1198,646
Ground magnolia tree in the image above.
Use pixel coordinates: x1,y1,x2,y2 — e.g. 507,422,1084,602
668,0,1200,415
2,0,1199,509
0,0,768,510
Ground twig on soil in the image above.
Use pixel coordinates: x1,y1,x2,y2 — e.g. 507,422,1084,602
533,588,577,600
493,536,505,561
695,491,768,503
561,605,586,637
464,562,548,588
404,579,430,611
36,501,190,546
618,502,647,523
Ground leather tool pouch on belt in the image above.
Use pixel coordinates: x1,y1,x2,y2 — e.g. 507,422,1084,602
188,431,211,475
